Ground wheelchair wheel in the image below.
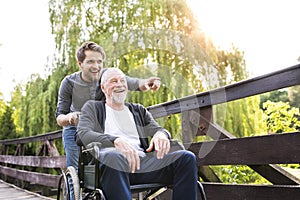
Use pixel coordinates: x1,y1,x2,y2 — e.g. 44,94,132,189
67,166,81,200
57,171,70,200
57,167,81,200
84,189,106,200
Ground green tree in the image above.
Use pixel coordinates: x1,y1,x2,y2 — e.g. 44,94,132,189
216,96,266,138
211,165,269,184
260,90,289,110
48,0,253,138
0,105,17,140
263,100,300,170
0,104,17,155
0,92,6,120
8,0,258,156
10,84,24,134
263,100,300,133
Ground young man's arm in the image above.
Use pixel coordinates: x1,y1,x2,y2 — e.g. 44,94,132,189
55,76,75,126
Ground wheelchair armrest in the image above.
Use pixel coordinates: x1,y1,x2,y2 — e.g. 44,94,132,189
170,139,185,152
82,142,102,160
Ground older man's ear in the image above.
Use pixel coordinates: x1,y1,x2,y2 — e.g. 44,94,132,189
101,84,106,93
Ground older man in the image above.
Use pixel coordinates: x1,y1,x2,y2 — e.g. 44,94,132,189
76,68,198,200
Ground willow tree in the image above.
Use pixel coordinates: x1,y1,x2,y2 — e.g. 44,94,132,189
7,0,262,141
0,104,17,157
47,0,264,139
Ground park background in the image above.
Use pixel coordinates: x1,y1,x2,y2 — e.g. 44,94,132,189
0,0,299,185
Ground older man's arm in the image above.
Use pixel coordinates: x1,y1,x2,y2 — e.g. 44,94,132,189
75,100,117,147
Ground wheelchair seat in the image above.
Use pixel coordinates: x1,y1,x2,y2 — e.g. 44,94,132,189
57,140,207,200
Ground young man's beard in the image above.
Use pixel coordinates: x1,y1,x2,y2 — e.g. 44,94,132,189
89,73,101,83
112,92,127,104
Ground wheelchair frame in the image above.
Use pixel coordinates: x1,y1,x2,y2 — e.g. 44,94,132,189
57,141,207,200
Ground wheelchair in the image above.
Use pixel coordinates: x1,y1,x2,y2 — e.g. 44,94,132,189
57,141,207,200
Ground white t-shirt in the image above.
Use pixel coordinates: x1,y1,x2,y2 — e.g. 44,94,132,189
104,104,146,157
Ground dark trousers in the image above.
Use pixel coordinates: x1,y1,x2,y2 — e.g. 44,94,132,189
98,149,198,200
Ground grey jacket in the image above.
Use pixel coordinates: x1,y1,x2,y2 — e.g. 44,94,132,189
75,100,171,152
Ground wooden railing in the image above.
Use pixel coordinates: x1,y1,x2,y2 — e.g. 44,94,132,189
0,130,65,195
0,64,300,199
148,64,300,199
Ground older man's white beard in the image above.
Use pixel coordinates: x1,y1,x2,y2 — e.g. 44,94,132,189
112,92,127,104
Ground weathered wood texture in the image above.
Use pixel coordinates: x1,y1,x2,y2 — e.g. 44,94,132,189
0,130,62,145
148,64,300,118
0,130,64,195
189,132,300,165
0,179,53,200
0,155,65,168
202,183,300,200
0,165,60,188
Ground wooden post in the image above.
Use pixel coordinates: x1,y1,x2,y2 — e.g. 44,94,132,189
182,106,221,182
0,145,8,181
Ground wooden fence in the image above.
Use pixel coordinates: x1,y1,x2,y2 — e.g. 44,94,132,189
0,64,300,199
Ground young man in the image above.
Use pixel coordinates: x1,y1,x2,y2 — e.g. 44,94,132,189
55,41,161,169
76,68,198,199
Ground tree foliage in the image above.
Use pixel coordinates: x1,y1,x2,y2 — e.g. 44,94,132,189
0,105,17,140
47,0,255,138
0,92,6,120
211,165,270,184
0,104,17,155
4,0,258,154
260,90,289,110
215,96,266,137
10,73,60,137
263,101,300,133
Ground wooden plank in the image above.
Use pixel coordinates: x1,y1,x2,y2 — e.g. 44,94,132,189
0,165,60,188
202,182,300,200
198,166,221,182
250,164,300,185
190,131,300,185
283,167,300,179
148,64,300,119
0,180,52,200
0,130,62,145
182,109,235,142
189,132,300,165
0,155,65,168
189,115,300,185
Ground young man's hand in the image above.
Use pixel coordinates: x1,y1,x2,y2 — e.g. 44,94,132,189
140,77,161,92
56,112,80,126
65,112,80,126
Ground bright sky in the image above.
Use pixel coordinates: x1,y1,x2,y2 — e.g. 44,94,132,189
0,0,299,101
0,0,55,101
188,0,300,75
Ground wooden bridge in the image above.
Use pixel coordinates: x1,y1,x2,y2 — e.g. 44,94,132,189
0,179,53,200
0,64,300,199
